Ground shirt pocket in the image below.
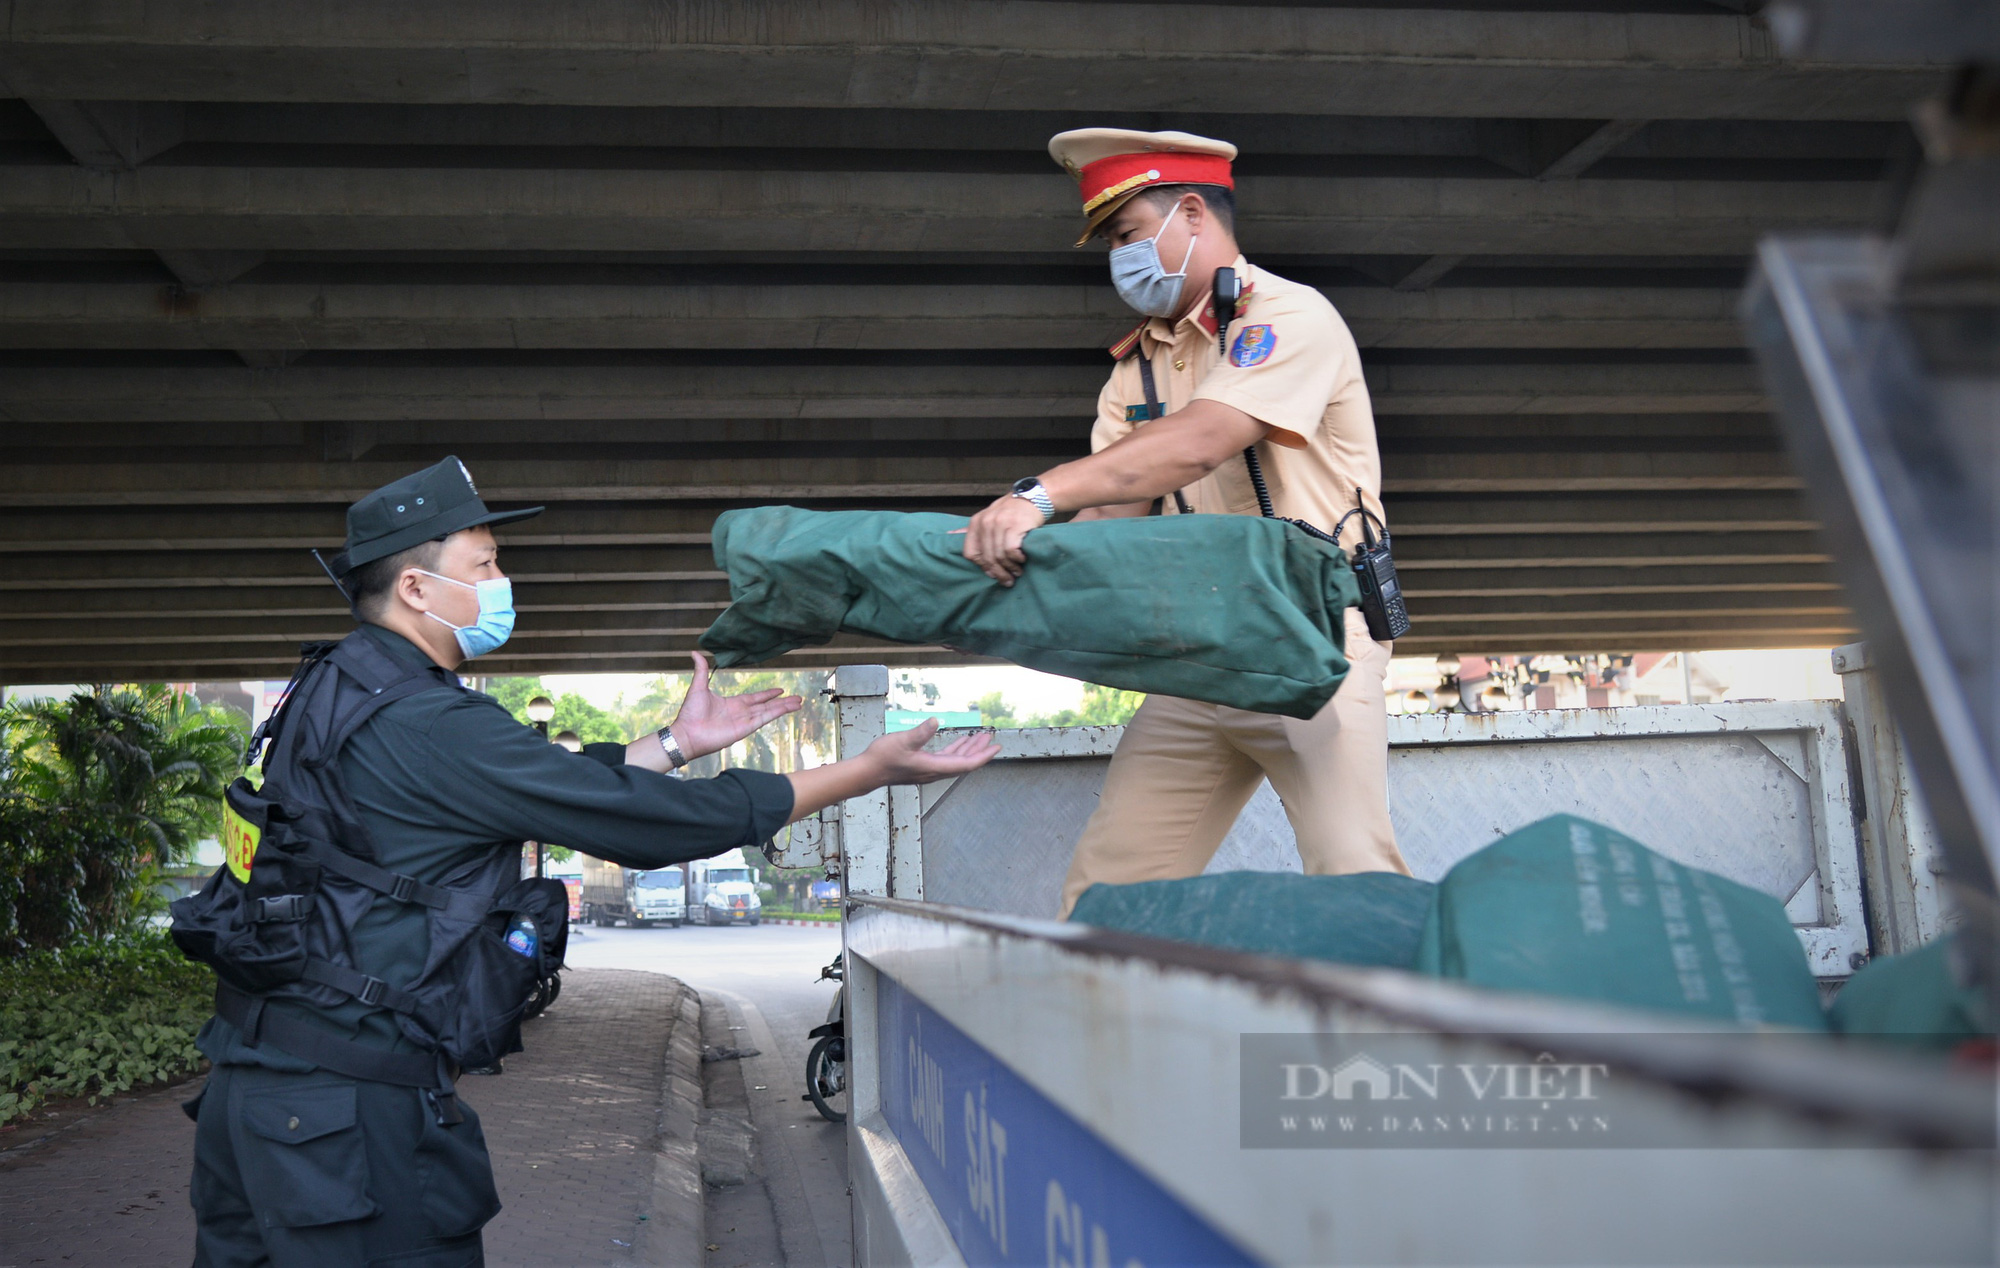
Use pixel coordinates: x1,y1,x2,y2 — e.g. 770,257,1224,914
239,1081,379,1228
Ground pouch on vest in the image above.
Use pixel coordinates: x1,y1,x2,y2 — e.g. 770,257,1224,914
170,778,324,996
401,874,572,1069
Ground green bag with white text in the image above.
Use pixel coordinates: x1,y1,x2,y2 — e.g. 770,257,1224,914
1416,815,1827,1030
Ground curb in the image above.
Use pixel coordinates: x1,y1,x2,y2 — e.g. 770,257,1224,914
695,994,756,1190
625,981,705,1268
759,917,842,928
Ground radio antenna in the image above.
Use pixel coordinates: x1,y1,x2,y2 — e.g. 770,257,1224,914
310,548,353,604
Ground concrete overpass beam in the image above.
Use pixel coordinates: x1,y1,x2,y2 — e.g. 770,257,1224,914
155,249,267,291
0,166,1883,257
0,2,1935,118
0,362,1774,422
1537,119,1654,180
0,451,1805,509
0,280,1756,351
24,98,183,169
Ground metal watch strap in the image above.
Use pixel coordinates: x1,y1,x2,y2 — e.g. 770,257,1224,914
1010,478,1055,522
656,725,688,770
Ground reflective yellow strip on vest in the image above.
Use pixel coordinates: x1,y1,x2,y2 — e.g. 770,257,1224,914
224,802,262,882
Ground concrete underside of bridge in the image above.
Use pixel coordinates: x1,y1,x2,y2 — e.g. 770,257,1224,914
0,2,1939,682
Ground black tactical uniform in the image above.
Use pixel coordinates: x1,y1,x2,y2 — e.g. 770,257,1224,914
186,462,792,1267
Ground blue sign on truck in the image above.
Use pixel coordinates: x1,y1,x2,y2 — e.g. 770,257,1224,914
877,974,1254,1267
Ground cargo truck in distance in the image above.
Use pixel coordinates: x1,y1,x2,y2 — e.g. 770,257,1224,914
579,858,684,928
687,849,762,926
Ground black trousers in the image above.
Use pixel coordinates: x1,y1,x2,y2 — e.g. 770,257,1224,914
188,1064,499,1268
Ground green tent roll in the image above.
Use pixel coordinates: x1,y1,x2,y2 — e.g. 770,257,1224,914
1069,871,1437,970
1828,933,1996,1051
1416,814,1828,1030
699,506,1362,719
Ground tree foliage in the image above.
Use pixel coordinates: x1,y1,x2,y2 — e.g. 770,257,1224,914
974,684,1143,729
480,677,623,744
973,691,1019,728
0,687,246,955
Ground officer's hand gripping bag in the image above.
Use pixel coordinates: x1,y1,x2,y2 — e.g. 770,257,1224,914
1415,814,1827,1030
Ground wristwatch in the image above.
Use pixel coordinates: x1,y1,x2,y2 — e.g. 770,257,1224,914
655,725,689,770
1010,477,1055,523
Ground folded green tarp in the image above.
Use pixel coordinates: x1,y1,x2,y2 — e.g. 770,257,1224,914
1828,933,1995,1051
1069,872,1437,969
699,507,1361,719
1416,815,1828,1030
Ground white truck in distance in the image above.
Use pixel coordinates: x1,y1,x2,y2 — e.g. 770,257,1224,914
579,858,684,928
687,849,762,926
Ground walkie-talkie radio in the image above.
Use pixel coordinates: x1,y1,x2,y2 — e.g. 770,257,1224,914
1334,491,1411,643
1212,265,1241,357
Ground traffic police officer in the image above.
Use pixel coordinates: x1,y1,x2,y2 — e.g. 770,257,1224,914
962,129,1410,915
188,457,996,1266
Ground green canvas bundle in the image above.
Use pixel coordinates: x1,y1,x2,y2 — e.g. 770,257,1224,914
1828,933,1995,1051
699,506,1362,719
1069,871,1438,970
1416,814,1828,1030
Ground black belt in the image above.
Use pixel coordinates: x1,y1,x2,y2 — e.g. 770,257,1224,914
214,982,450,1091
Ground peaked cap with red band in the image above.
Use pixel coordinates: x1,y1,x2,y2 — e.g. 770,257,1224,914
1047,128,1238,248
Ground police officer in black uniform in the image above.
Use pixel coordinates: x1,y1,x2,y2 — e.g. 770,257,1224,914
184,457,997,1267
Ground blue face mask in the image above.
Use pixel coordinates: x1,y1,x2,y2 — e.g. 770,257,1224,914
417,570,516,659
1107,201,1197,318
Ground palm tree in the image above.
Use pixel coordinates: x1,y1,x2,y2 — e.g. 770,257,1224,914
3,686,243,863
0,687,244,951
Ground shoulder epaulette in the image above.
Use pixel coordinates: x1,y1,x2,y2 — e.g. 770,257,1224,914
1108,322,1146,361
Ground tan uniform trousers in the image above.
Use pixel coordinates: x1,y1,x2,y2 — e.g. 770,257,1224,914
1059,608,1408,917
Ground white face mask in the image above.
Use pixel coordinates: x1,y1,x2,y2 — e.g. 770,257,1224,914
1107,199,1197,318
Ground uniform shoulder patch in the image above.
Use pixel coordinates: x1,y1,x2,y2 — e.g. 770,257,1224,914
1229,324,1276,367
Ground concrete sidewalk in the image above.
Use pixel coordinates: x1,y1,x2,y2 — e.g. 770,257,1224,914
0,967,705,1268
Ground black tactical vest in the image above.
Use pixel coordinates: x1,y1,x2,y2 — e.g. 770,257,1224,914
171,632,569,1104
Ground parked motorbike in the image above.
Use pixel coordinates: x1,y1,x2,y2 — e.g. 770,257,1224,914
803,954,846,1123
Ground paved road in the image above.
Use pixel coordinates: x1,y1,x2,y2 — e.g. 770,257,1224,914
564,921,851,1268
0,968,695,1268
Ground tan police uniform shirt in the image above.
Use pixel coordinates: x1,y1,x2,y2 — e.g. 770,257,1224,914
1089,256,1384,535
1060,254,1408,912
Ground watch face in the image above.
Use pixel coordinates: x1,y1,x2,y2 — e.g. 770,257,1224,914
1013,478,1038,494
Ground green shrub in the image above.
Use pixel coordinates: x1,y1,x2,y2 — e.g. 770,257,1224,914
0,930,213,1126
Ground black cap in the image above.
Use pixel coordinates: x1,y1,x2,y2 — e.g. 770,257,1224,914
336,456,542,572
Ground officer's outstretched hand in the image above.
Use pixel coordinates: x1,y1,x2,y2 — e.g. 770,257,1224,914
784,719,1000,823
670,651,803,760
862,718,1002,785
